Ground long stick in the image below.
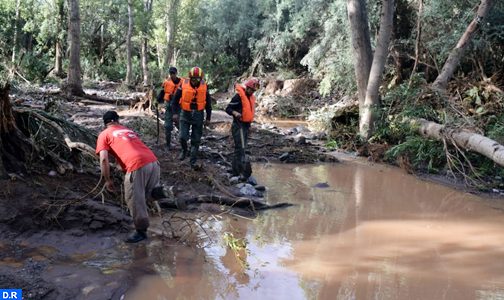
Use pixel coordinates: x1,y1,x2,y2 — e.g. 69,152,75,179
156,103,160,144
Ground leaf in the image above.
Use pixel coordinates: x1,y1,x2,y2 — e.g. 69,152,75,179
476,107,485,114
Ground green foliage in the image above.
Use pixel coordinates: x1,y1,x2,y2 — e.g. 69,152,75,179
386,136,446,172
300,0,355,96
223,232,249,269
18,53,51,82
325,140,338,150
485,114,504,145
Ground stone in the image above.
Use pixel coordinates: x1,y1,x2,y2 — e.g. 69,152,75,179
230,176,241,184
239,184,257,196
247,176,258,186
313,182,330,188
279,152,290,161
89,220,104,230
294,134,306,145
254,185,266,191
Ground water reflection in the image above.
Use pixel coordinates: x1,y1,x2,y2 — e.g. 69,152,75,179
125,162,504,299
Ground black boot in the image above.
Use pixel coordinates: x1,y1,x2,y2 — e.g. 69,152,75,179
178,140,188,160
165,132,172,150
125,230,147,243
189,146,198,167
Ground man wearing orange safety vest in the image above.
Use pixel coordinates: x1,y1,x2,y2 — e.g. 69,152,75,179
225,78,260,178
172,67,212,168
157,66,182,150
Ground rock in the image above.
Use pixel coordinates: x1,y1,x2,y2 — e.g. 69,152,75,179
230,176,241,184
279,152,290,161
48,170,58,177
239,184,257,196
313,182,330,188
294,134,306,145
247,176,258,186
255,185,266,192
89,220,104,230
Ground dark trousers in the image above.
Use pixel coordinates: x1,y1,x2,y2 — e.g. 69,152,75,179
231,121,250,176
179,110,204,163
164,101,174,146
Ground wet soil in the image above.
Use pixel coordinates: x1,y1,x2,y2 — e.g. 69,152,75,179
0,87,337,298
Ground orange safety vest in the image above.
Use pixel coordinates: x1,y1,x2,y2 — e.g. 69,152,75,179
236,84,255,123
180,79,207,111
162,78,183,102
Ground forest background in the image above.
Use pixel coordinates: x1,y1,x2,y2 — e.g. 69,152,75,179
0,0,503,190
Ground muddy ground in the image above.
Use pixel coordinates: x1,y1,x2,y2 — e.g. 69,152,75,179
0,84,337,299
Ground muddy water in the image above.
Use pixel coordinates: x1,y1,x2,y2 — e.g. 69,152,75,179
124,162,504,300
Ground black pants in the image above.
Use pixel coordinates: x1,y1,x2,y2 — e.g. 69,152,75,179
231,121,250,176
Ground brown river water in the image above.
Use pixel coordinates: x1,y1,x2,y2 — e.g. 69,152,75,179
6,160,504,299
122,161,504,300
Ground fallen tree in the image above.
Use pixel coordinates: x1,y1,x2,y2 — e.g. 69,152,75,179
411,118,504,167
0,84,98,176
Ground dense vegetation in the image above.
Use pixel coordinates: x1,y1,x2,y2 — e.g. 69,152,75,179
1,0,504,189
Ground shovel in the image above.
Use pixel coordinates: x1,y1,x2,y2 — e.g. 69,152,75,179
237,120,252,179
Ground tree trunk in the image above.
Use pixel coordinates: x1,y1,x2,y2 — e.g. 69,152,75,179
141,0,153,86
412,118,504,167
359,0,395,139
125,0,134,86
99,24,105,64
54,0,65,76
408,0,423,87
10,0,21,74
432,0,495,91
141,39,149,86
347,0,372,132
0,85,33,176
165,0,180,69
67,0,84,96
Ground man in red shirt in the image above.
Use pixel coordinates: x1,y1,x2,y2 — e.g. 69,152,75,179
95,111,160,243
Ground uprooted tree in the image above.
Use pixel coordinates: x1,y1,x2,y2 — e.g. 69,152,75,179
0,84,97,177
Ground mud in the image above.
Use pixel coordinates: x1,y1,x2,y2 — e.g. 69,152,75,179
0,86,336,298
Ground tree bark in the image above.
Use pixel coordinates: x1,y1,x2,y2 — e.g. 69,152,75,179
54,0,65,76
347,0,372,133
67,0,84,96
141,0,153,86
126,0,134,86
0,85,33,176
10,0,21,74
408,0,423,87
412,118,504,167
359,0,395,139
432,0,495,91
165,0,180,70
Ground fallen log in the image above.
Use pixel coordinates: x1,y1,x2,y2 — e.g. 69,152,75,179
75,94,135,106
158,195,293,214
411,118,504,167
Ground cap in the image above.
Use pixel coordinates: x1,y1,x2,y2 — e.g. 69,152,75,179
103,111,119,125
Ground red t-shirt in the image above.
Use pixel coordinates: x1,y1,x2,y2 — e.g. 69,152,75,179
95,124,157,173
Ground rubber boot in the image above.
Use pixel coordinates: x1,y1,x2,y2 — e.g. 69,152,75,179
189,146,198,168
178,140,188,160
125,230,147,243
165,132,172,150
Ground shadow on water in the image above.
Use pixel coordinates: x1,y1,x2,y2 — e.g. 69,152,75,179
28,161,504,299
